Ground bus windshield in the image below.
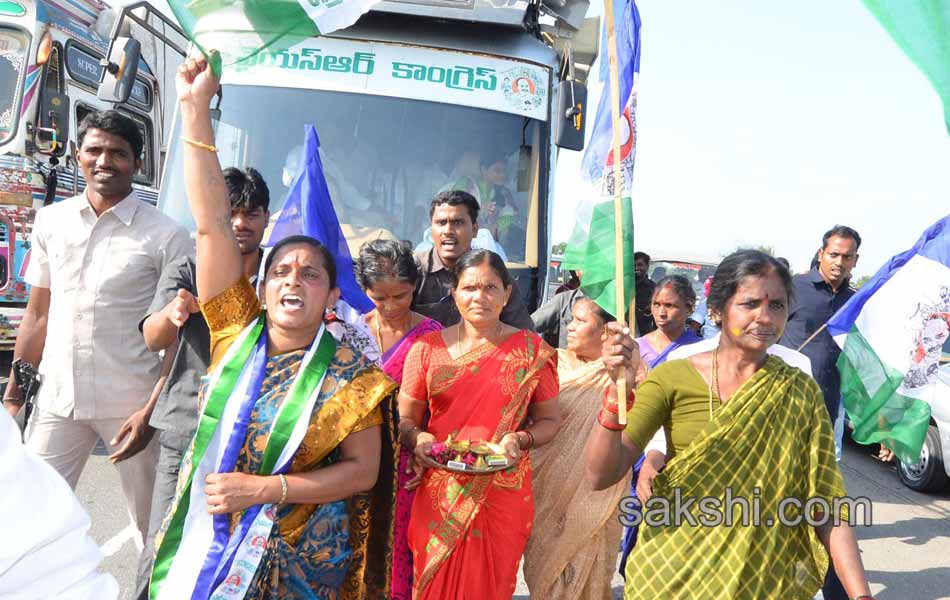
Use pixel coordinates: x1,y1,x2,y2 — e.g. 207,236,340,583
160,85,544,265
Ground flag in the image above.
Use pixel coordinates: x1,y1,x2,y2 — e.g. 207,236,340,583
166,0,381,72
267,124,374,314
826,217,950,463
562,196,633,320
580,0,641,190
563,0,640,320
862,0,950,133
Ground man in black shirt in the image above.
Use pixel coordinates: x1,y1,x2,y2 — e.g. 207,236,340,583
133,168,270,599
413,190,534,330
779,224,861,600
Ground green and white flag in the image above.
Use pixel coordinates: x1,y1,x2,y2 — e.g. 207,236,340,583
166,0,382,72
827,217,950,464
562,196,634,320
863,0,950,132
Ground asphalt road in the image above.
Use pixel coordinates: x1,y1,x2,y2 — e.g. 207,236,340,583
75,437,950,600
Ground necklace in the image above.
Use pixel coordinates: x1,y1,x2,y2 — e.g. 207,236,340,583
456,322,502,357
709,347,722,419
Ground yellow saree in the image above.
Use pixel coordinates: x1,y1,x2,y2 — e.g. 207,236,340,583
523,350,626,600
624,356,848,600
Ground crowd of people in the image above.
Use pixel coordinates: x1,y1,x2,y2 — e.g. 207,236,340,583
0,55,881,600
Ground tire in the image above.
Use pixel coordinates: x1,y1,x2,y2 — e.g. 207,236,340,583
897,424,950,492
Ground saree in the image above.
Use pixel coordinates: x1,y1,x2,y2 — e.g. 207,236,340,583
380,317,443,600
620,329,702,575
400,330,558,600
150,279,399,600
624,357,848,600
522,350,624,600
636,329,702,368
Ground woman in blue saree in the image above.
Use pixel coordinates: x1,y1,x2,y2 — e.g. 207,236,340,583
619,275,701,574
150,56,397,600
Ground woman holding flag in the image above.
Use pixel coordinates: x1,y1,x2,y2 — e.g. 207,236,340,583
397,249,561,600
148,56,398,600
585,250,873,600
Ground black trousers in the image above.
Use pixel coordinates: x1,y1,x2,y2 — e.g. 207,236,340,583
134,430,192,600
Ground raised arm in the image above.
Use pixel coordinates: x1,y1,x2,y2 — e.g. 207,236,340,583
176,56,242,302
584,322,644,489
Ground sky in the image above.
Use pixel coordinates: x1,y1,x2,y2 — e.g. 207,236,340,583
552,0,950,277
111,0,949,278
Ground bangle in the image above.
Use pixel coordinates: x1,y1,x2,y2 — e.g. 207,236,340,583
520,430,535,449
400,426,422,448
597,410,625,431
2,397,24,406
277,474,288,504
182,137,218,152
852,596,874,600
602,386,635,414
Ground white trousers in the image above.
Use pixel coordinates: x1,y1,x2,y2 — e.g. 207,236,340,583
26,408,159,545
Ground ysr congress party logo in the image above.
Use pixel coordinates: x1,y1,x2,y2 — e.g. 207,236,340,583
501,67,545,113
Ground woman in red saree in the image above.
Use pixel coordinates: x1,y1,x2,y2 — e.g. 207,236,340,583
397,250,560,600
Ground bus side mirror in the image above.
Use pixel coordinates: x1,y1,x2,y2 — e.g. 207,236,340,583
554,78,587,151
97,37,141,104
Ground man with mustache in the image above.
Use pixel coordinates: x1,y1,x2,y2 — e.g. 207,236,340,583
1,110,191,548
779,224,861,600
132,167,270,600
413,190,534,329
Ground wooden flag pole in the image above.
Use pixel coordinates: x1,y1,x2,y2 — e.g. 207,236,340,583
604,0,631,425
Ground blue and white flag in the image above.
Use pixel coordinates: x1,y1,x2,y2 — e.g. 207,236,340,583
580,0,641,194
827,217,950,463
267,125,374,314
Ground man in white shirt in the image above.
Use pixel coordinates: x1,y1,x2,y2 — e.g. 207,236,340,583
1,110,192,544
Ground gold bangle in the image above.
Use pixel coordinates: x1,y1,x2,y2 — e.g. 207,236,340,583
278,474,288,504
181,137,218,152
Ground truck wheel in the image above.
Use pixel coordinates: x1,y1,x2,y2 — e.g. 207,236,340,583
897,424,949,492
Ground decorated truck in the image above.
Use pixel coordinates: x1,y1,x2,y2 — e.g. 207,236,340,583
103,0,598,312
0,0,178,374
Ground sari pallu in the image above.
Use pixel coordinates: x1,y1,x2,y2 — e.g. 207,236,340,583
624,357,848,600
379,317,443,600
619,329,702,576
150,315,399,600
523,350,625,600
401,330,558,600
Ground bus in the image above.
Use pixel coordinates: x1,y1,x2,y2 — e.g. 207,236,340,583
0,0,174,373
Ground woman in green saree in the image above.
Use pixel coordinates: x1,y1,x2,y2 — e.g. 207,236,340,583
584,250,874,600
149,56,397,600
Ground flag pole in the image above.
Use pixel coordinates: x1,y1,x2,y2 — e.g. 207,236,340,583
604,0,632,425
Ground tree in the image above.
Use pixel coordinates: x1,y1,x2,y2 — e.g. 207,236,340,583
853,275,872,289
551,242,567,255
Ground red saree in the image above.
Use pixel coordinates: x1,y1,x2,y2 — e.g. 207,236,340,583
399,330,558,600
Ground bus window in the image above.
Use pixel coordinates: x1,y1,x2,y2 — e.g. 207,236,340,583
0,26,30,146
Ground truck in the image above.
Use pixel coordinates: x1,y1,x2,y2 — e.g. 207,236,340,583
0,0,178,376
101,0,599,313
